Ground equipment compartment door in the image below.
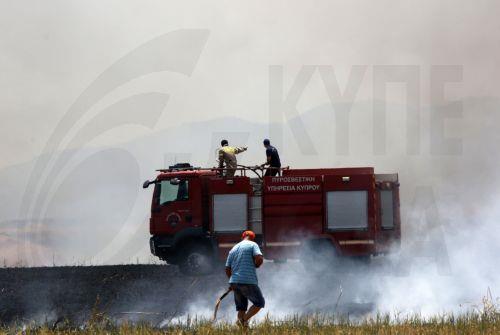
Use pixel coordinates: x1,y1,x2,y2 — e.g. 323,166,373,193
212,193,248,232
375,177,401,253
323,173,376,255
208,177,252,259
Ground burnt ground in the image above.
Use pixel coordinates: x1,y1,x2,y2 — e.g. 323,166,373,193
0,263,377,326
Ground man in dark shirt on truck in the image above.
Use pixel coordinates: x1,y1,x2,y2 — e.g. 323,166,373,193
261,139,281,176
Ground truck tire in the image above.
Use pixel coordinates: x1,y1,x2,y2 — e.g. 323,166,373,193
300,239,338,274
339,255,372,274
178,242,214,276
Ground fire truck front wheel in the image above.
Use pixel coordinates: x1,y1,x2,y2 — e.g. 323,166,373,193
178,242,214,276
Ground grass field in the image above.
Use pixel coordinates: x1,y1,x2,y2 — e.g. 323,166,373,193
3,311,499,335
1,266,498,334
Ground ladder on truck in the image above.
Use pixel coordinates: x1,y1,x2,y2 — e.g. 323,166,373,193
249,178,263,234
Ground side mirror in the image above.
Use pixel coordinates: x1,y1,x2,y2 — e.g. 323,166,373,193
170,178,181,185
143,180,152,189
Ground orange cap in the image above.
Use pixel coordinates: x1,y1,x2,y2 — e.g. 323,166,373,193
242,230,256,241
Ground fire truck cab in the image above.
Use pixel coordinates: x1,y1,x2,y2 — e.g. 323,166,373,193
144,163,400,275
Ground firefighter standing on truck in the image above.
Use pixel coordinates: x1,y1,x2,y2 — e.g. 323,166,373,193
218,139,247,178
261,139,281,176
225,230,265,328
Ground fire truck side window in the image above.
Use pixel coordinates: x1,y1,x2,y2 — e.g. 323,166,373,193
159,179,189,205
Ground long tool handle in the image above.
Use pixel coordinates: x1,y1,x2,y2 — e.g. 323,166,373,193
212,287,232,322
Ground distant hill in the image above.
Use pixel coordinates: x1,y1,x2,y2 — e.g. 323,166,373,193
1,97,500,266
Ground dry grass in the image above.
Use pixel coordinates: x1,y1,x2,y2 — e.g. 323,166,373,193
1,312,498,335
3,293,499,334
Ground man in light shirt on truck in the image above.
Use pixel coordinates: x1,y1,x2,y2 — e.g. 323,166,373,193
218,139,247,178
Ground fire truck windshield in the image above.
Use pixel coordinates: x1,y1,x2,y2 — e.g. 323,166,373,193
159,179,189,205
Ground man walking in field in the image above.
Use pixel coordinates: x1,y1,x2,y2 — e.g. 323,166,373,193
225,230,265,327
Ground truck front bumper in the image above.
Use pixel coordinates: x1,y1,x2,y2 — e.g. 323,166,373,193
150,235,178,263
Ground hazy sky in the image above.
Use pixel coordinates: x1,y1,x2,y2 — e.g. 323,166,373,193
1,0,500,167
1,3,499,317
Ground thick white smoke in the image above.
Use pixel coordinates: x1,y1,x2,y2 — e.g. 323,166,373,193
1,0,500,322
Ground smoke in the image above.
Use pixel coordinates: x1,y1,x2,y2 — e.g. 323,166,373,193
1,0,500,322
1,97,500,321
157,125,500,320
172,199,500,321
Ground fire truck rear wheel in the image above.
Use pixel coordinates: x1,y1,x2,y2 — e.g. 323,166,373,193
300,240,338,274
178,243,214,276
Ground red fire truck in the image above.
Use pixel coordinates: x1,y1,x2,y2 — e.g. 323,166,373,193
143,163,400,275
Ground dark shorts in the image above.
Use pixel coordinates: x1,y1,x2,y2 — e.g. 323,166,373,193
231,283,265,311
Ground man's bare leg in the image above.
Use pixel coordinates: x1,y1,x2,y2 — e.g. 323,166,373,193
243,305,261,323
237,310,248,328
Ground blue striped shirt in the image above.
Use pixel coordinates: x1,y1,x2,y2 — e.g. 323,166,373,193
225,240,262,285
